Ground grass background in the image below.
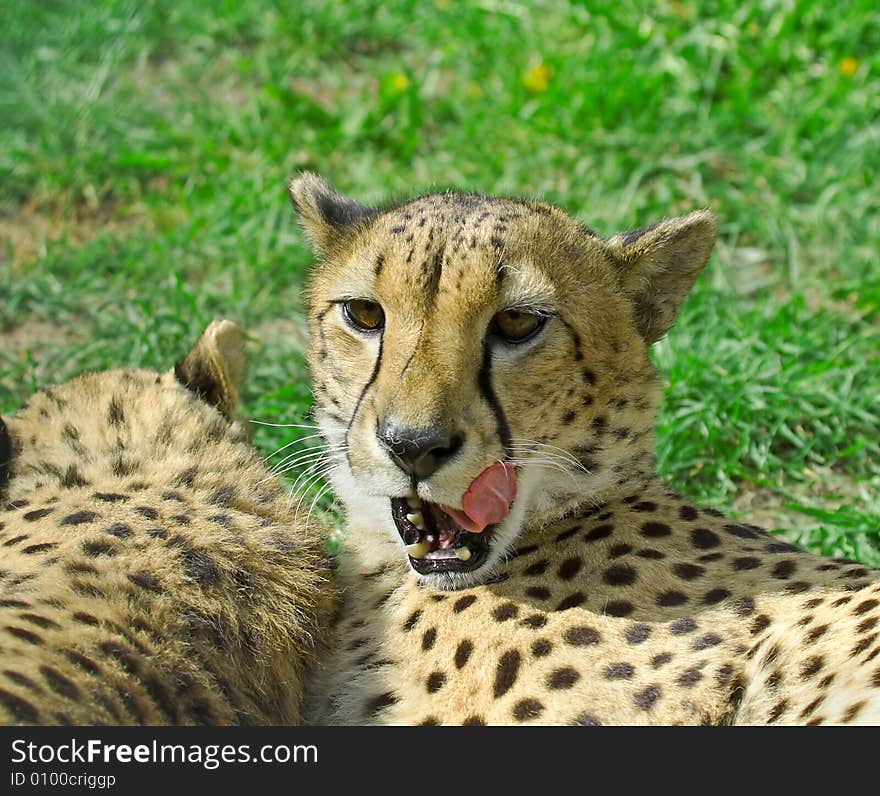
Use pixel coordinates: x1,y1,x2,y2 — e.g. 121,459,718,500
1,0,878,563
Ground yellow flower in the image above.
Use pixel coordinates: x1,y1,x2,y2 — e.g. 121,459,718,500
669,1,695,20
838,57,859,77
523,63,552,94
390,72,409,93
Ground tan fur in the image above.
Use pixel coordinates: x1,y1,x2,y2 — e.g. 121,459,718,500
0,321,336,725
292,175,880,725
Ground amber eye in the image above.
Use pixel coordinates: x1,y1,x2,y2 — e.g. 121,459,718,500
492,309,547,343
342,299,385,332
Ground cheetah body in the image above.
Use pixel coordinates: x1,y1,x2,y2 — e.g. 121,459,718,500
0,321,334,725
290,175,880,726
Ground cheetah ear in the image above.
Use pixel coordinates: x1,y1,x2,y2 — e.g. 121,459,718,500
173,320,246,420
605,210,716,344
0,417,11,494
288,172,377,256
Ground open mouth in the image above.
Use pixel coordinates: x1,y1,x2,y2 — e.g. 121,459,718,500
390,497,491,574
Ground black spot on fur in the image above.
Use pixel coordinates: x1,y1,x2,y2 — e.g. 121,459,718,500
657,591,688,607
531,639,552,657
555,525,581,542
563,626,601,646
606,601,634,617
174,467,198,488
23,508,54,521
493,650,521,698
364,691,398,716
106,523,132,539
604,662,635,680
512,698,544,721
492,603,519,622
184,550,221,587
547,667,580,690
6,623,45,647
403,610,422,631
692,633,723,650
723,524,762,540
673,563,705,580
641,521,671,538
633,684,661,711
556,592,587,611
678,666,703,687
690,528,720,549
209,486,235,506
651,653,673,668
40,665,80,699
603,563,637,586
82,540,116,557
60,464,89,488
93,493,128,503
454,640,473,669
107,397,125,427
520,614,547,630
128,572,162,593
61,510,98,526
583,524,613,542
22,542,56,554
453,595,477,613
669,617,697,635
61,649,102,675
0,688,40,723
703,588,732,605
557,557,582,580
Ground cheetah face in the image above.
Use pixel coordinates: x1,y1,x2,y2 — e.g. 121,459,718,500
291,174,715,589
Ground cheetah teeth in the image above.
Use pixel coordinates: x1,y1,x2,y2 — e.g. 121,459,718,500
455,546,472,562
406,511,425,530
406,541,430,559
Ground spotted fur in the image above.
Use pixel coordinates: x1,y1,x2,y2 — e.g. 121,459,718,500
291,174,880,725
0,321,335,725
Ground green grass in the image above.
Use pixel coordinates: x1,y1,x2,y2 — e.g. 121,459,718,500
1,0,878,563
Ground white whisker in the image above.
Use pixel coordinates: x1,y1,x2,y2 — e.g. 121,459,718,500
249,420,321,429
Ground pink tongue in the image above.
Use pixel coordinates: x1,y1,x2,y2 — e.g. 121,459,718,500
442,461,517,534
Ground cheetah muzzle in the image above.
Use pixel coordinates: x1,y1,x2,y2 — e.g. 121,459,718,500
390,460,517,574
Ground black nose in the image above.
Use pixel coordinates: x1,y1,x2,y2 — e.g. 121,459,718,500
377,423,463,481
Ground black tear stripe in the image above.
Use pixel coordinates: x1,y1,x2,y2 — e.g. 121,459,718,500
478,339,512,455
0,417,10,494
344,337,384,469
374,253,385,278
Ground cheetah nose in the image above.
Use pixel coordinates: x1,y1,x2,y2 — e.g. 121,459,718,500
377,422,463,481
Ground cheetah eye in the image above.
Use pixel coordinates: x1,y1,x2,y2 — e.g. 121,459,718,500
342,299,385,333
491,309,547,344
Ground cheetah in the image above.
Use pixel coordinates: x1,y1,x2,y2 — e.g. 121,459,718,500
0,320,335,725
289,173,880,726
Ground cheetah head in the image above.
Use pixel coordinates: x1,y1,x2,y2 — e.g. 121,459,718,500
291,174,715,589
1,320,250,500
